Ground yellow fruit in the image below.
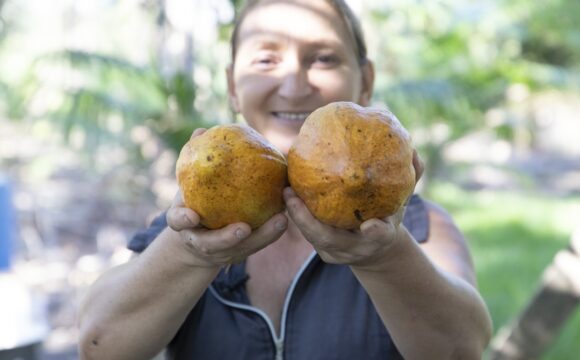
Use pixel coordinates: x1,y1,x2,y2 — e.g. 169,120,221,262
176,124,287,229
288,102,415,229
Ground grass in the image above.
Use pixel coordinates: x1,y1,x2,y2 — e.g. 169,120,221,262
428,183,580,360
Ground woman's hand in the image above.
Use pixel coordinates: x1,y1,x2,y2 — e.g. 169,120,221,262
284,187,404,269
284,149,424,270
165,127,288,268
166,191,287,268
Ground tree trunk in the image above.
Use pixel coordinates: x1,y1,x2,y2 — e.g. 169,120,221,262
488,230,580,359
156,0,193,80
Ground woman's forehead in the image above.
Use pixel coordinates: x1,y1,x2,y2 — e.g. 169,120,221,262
237,0,351,48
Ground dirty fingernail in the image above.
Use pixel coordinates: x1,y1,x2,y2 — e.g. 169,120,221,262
275,220,287,230
235,228,248,239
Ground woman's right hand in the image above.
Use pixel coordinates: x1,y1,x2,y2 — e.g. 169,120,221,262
165,128,288,268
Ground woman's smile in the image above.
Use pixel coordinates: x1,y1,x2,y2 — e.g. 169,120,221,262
271,111,311,122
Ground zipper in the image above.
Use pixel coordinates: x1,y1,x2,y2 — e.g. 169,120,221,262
274,338,284,360
209,251,317,360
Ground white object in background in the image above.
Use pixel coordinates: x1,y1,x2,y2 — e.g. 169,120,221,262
0,273,49,350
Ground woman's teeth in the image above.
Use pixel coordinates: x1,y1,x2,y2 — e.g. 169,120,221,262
274,112,310,121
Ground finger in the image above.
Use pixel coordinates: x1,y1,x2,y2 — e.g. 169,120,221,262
167,206,201,231
171,190,185,207
190,127,207,139
412,149,425,183
244,212,288,252
193,222,253,254
360,218,395,242
395,205,406,225
166,191,200,231
283,186,297,201
284,187,332,241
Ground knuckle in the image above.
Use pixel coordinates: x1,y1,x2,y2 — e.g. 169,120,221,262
318,251,338,264
197,244,212,257
166,211,179,229
188,237,211,257
227,255,242,265
317,232,336,247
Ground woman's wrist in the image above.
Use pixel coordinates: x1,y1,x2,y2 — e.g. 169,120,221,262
349,225,418,273
152,227,223,272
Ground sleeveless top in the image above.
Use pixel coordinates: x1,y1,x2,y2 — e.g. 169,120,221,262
128,194,429,360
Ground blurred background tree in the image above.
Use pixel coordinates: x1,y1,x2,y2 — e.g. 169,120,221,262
3,0,578,182
365,0,580,185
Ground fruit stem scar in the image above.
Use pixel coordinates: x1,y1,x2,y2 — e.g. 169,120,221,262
354,209,363,221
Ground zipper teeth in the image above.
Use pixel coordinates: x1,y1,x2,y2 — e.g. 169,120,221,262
208,251,317,349
279,251,317,339
208,286,279,341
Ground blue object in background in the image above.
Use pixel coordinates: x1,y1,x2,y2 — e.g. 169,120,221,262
0,176,13,271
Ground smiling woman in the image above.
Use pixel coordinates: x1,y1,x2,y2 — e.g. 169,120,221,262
77,1,492,359
226,0,374,154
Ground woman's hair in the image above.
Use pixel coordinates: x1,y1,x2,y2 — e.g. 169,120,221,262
230,0,368,66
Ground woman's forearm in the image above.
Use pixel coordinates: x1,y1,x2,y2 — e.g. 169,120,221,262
77,228,220,360
351,228,492,360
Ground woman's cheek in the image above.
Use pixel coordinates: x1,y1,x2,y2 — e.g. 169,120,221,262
311,70,361,101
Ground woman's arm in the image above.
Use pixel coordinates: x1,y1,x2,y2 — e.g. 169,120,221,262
78,126,288,359
78,227,221,360
350,202,492,359
78,198,288,360
285,188,492,359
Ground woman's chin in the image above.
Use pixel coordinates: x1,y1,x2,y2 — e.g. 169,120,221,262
264,130,297,156
277,141,293,158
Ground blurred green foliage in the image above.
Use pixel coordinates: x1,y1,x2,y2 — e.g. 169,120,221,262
18,48,211,159
365,0,579,182
1,0,578,167
431,182,580,359
43,50,211,155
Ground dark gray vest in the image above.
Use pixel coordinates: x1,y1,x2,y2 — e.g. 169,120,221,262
128,194,429,359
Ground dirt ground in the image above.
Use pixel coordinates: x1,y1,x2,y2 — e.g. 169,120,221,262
1,120,171,359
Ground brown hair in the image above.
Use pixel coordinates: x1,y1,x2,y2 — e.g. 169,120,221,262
230,0,368,66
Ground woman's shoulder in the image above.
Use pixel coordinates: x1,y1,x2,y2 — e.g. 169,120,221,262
422,198,462,233
418,198,477,286
127,212,168,253
403,194,430,243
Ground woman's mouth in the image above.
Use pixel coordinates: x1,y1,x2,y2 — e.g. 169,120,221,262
272,111,311,123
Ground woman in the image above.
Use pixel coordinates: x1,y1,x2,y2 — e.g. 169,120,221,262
78,1,492,359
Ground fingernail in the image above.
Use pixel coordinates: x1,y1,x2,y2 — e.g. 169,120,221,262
275,220,287,230
235,228,248,239
183,214,193,226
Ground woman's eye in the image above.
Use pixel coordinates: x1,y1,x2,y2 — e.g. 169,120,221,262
312,53,339,68
252,53,279,69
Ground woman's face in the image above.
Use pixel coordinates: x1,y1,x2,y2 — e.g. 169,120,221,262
227,0,374,154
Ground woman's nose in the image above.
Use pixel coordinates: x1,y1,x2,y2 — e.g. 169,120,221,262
277,62,313,100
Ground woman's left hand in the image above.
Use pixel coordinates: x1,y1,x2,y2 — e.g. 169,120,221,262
284,187,405,269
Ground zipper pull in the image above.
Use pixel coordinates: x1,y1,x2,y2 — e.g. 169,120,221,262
275,338,284,360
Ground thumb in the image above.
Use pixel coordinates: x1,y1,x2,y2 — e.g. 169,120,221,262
360,218,397,241
412,149,424,183
167,191,201,231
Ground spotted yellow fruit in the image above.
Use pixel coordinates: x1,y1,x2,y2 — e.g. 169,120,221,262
288,102,415,229
176,124,287,229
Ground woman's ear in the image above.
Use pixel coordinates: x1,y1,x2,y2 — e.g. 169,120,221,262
226,64,240,112
359,60,375,106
